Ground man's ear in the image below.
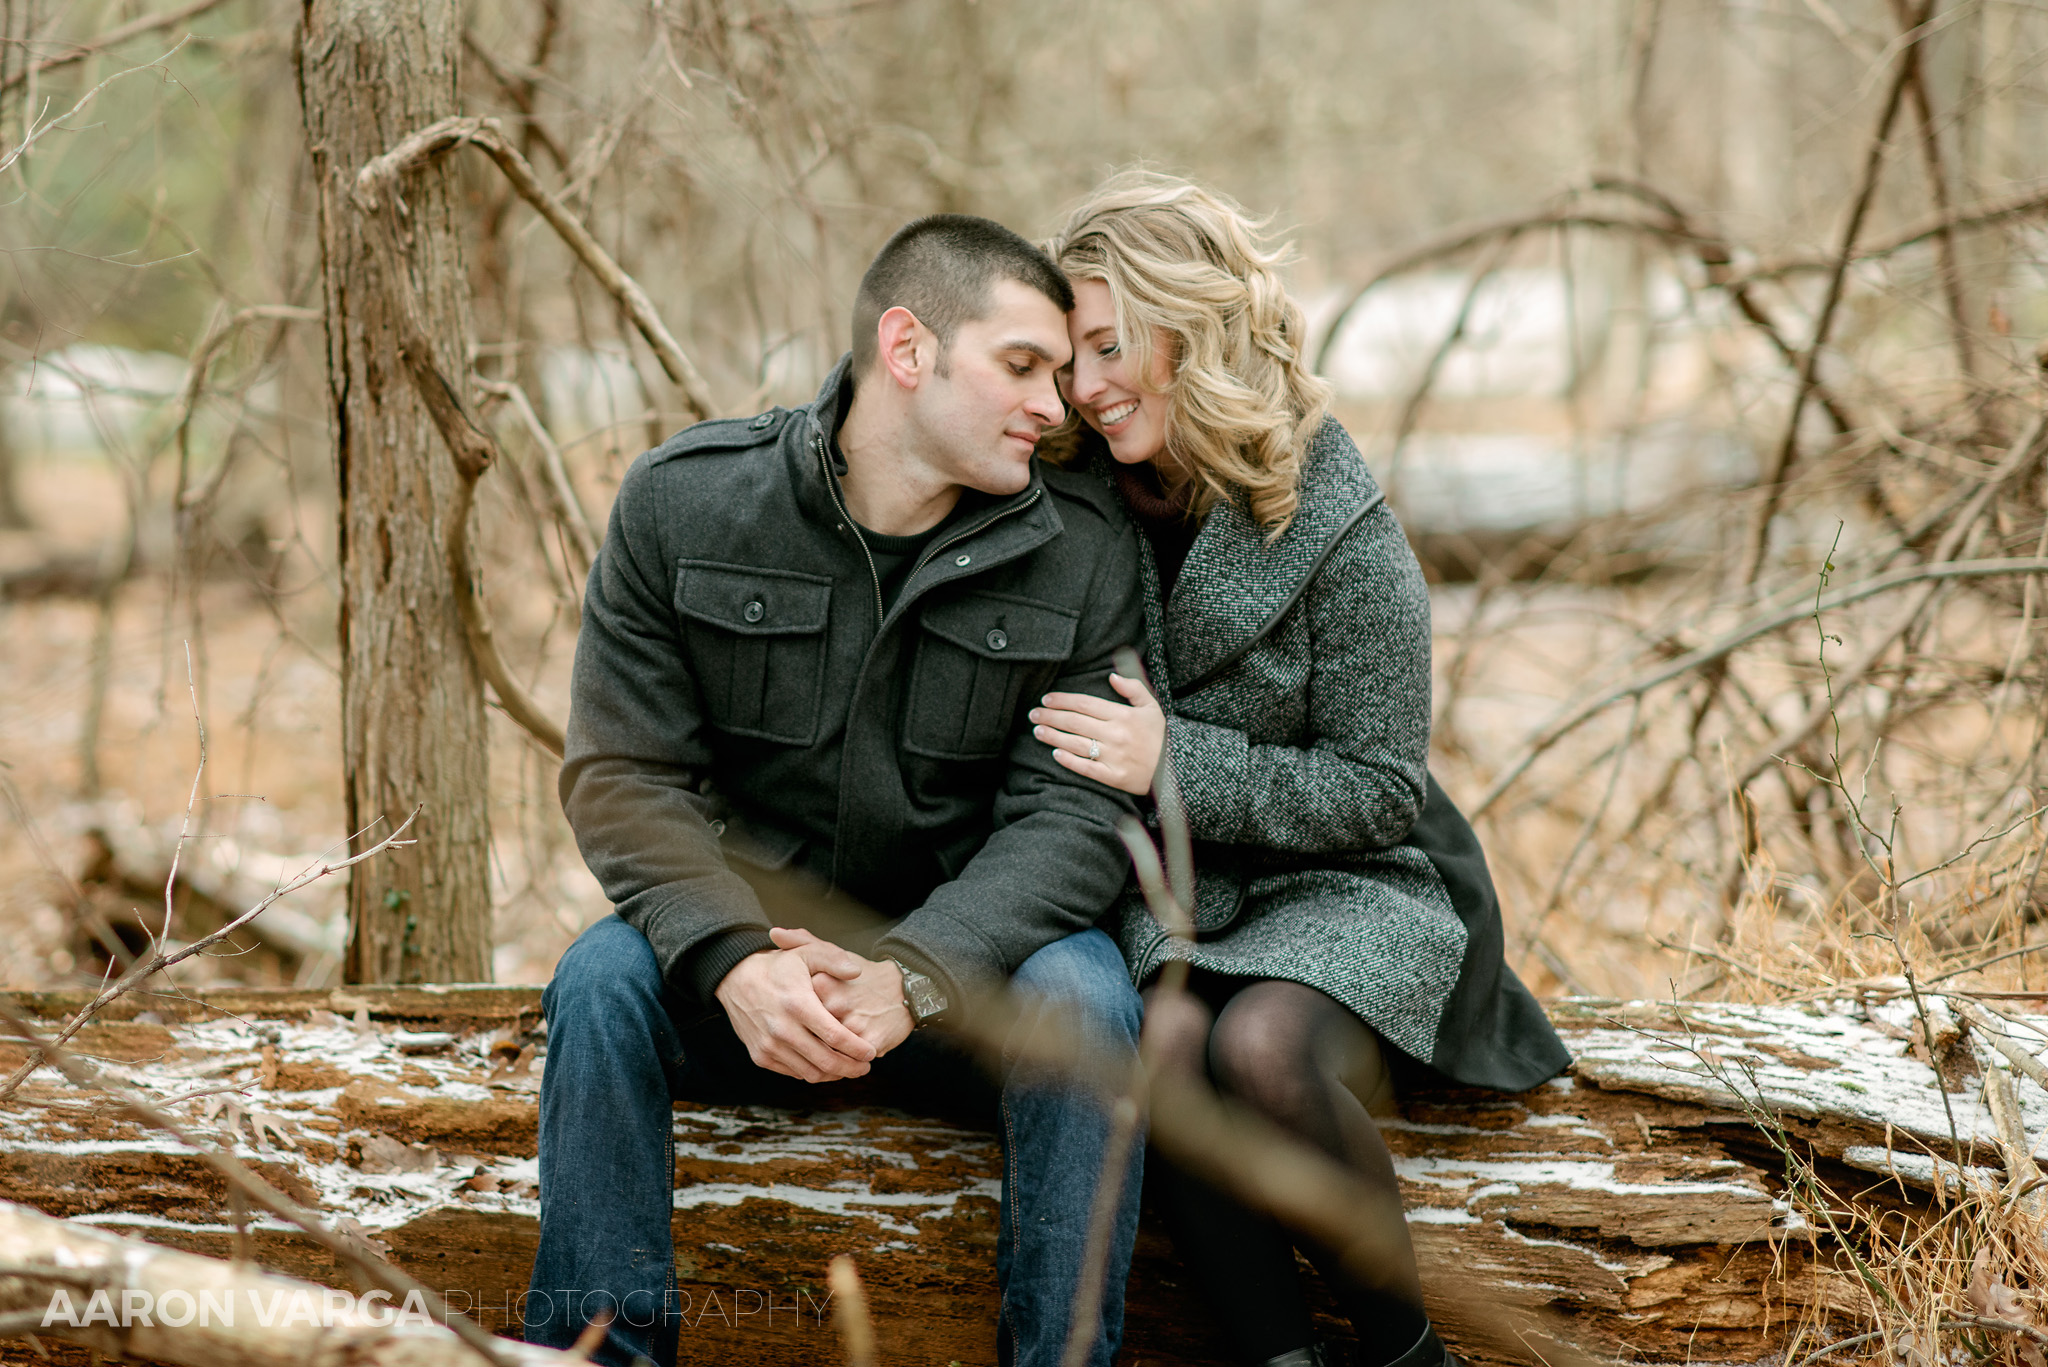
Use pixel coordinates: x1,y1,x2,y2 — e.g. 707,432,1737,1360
875,306,932,390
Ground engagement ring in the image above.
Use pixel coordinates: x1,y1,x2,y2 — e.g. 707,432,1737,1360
1088,741,1101,761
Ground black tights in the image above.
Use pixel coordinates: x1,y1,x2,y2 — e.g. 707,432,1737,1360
1145,973,1427,1367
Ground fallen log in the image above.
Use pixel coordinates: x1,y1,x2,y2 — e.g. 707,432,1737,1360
2,986,2042,1366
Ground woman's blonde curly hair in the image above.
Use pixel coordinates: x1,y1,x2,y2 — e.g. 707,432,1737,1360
1042,169,1332,535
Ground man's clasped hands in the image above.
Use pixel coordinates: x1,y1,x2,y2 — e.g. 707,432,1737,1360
712,929,911,1083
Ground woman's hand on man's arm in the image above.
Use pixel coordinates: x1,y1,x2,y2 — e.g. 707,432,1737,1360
1028,669,1165,796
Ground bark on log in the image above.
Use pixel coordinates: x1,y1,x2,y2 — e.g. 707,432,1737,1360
3,988,2040,1366
296,0,492,983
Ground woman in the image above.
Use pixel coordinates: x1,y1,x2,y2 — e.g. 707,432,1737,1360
1026,172,1570,1367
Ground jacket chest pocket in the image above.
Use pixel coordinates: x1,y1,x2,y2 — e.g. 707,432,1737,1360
676,560,831,745
905,591,1078,760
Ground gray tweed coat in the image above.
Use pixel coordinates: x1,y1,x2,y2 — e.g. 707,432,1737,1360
1105,417,1569,1092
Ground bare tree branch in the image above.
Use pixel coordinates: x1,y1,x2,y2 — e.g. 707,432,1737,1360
459,29,571,171
1737,0,1937,590
1734,186,2048,286
353,115,715,421
170,304,321,519
0,0,227,96
1890,0,1975,383
0,36,192,178
1313,206,1694,373
1729,413,2046,789
1313,181,1867,438
474,375,599,576
348,146,569,758
1473,551,2048,818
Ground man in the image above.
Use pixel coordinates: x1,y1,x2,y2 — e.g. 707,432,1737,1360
526,216,1148,1367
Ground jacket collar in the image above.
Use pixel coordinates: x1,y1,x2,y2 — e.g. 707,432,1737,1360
786,353,1065,603
804,352,856,472
783,353,855,528
1163,418,1383,692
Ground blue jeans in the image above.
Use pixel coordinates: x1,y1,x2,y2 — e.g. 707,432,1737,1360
524,915,1143,1367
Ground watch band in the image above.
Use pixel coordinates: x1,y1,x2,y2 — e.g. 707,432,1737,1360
885,957,949,1028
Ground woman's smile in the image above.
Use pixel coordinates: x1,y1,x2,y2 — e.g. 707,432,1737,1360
1096,399,1141,428
1062,277,1172,465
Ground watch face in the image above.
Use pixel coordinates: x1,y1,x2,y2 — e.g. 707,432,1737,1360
904,969,948,1021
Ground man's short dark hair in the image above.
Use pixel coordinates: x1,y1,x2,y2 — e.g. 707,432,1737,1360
851,215,1074,377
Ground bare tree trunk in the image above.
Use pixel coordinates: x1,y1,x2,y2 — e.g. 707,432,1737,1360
296,0,491,984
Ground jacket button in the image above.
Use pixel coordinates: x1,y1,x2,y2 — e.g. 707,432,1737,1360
986,628,1008,651
955,554,971,567
743,600,765,623
750,412,773,429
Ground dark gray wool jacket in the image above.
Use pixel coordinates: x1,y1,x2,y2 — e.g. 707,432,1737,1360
1105,416,1570,1092
560,356,1147,1011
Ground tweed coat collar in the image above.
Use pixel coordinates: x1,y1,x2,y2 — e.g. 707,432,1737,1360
1156,417,1382,696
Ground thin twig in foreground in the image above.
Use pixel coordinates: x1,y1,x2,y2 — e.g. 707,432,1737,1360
0,807,418,1104
1058,1095,1141,1367
826,1256,876,1367
562,1308,611,1362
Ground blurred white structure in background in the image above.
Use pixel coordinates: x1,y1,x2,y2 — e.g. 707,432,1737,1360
3,340,673,476
536,344,652,457
4,345,188,459
1319,268,1585,400
1311,267,1755,537
6,298,1765,543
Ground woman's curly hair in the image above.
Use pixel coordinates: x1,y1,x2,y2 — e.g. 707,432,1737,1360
1042,169,1332,535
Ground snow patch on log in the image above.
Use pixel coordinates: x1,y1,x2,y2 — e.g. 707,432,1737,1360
1566,998,2048,1164
1840,1145,2007,1192
671,1179,1004,1235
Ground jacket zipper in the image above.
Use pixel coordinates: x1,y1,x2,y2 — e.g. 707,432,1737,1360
819,428,1046,623
818,433,886,626
907,488,1043,582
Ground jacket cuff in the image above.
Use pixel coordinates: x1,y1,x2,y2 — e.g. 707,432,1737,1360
1168,716,1251,844
683,927,777,1003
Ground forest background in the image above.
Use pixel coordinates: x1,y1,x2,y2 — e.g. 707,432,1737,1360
1,0,2046,1013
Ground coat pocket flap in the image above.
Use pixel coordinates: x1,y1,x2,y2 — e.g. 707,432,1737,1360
676,560,831,636
918,591,1077,662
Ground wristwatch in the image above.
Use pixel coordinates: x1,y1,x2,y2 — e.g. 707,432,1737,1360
885,957,949,1029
